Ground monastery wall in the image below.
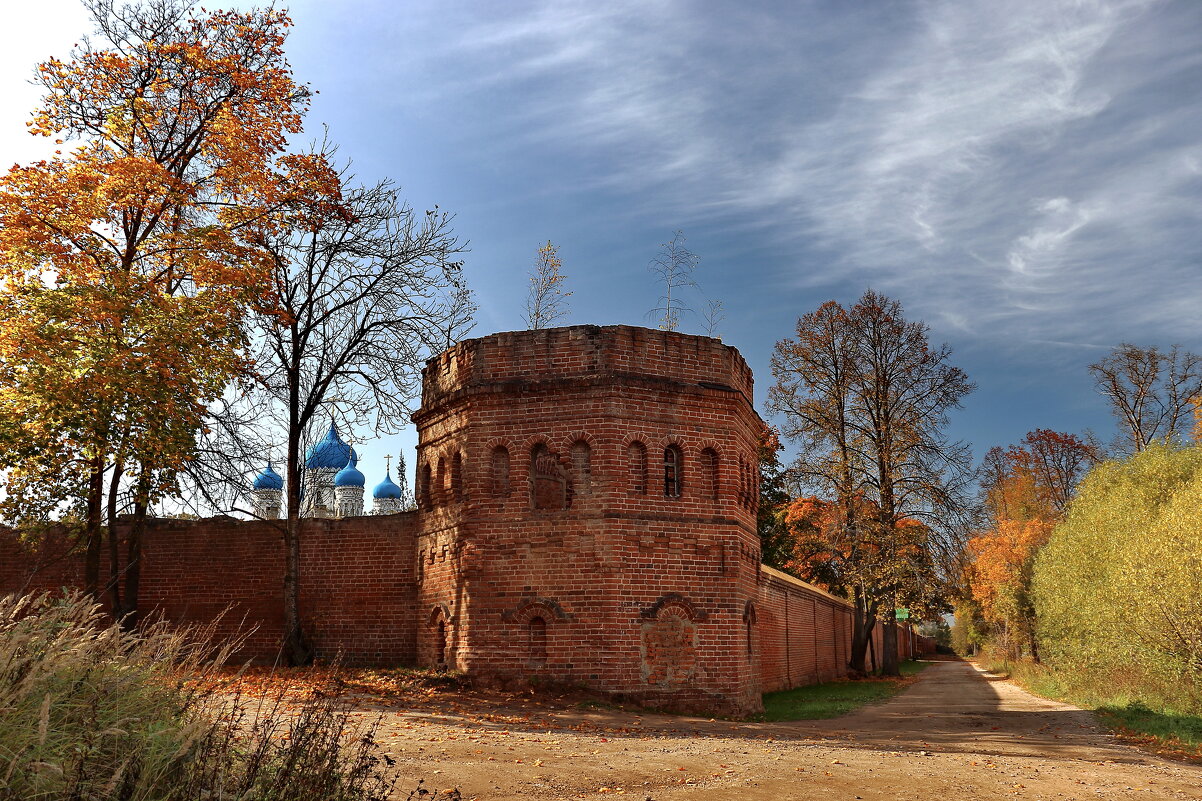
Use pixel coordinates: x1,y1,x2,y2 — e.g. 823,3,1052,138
0,325,935,715
0,514,420,666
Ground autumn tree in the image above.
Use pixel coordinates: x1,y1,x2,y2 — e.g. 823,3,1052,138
0,0,327,616
768,300,874,670
756,424,793,571
965,429,1097,660
523,240,570,330
647,230,698,332
245,166,470,665
770,291,974,675
1089,343,1202,454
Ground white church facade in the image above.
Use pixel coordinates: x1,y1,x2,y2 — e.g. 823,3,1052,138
249,422,408,519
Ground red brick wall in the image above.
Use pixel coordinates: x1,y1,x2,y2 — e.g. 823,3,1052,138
755,565,932,691
412,325,765,714
0,514,419,666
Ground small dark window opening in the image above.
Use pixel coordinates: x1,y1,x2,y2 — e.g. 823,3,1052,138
436,620,447,665
627,441,647,495
451,451,463,503
420,463,433,510
436,457,447,507
746,616,754,657
664,445,682,498
528,616,547,666
490,446,511,498
701,448,719,503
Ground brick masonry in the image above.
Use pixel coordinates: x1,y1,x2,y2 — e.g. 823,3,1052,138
0,324,934,715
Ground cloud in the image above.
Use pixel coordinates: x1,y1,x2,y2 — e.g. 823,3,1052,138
303,0,1202,349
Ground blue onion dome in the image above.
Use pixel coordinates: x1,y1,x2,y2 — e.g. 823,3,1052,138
305,422,357,469
252,464,284,491
334,455,365,488
373,469,402,500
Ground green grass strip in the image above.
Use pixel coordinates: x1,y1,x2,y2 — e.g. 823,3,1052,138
760,659,930,721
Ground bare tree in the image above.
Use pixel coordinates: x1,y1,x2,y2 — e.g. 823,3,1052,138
769,291,975,675
248,166,470,665
769,301,873,670
701,298,725,338
845,291,975,675
523,240,571,330
441,281,478,350
1088,343,1202,454
648,230,698,331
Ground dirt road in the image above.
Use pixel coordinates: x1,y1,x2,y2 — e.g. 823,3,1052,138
374,661,1201,800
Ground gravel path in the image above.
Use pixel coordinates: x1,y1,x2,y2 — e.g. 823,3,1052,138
373,660,1202,800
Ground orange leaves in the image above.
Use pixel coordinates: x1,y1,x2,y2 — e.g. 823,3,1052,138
966,518,1052,623
0,2,325,521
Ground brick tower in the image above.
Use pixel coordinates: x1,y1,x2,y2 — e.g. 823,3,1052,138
412,325,764,714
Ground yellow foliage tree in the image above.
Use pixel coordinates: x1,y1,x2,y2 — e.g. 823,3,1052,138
1033,445,1202,710
0,0,334,613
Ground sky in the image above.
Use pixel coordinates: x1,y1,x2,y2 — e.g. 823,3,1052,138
2,0,1201,496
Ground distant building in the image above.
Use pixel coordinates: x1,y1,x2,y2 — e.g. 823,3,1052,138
250,422,410,518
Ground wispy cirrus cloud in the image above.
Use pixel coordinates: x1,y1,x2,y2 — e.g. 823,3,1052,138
347,0,1202,347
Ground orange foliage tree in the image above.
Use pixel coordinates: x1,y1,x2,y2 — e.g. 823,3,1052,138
0,0,335,615
965,430,1097,660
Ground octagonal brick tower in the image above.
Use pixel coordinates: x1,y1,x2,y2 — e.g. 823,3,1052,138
411,324,764,714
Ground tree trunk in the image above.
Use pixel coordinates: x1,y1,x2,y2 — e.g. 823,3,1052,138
847,588,875,674
104,452,125,616
83,455,105,598
121,474,150,630
282,397,313,666
881,617,901,677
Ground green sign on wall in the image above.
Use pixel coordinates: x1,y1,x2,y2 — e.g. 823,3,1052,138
895,608,910,620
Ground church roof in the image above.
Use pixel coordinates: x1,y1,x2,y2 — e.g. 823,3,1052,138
252,463,284,491
334,455,365,488
305,422,357,469
373,470,402,500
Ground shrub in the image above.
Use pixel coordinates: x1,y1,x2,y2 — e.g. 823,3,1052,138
1032,445,1202,712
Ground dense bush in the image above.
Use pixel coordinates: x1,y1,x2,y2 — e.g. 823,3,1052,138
1032,445,1202,711
0,592,404,801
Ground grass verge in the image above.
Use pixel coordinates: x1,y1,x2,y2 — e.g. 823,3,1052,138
981,655,1202,762
760,659,930,721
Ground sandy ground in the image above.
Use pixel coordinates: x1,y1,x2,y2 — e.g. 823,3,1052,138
367,660,1202,800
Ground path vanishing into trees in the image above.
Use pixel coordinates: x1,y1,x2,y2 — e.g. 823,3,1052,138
366,659,1201,799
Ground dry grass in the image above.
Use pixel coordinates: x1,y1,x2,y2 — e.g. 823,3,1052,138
0,591,459,800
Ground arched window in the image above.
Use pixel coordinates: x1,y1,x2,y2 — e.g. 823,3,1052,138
701,448,719,503
451,451,463,503
528,616,547,666
570,440,592,495
490,446,511,498
420,463,433,510
737,456,748,508
435,457,447,508
436,620,447,665
530,444,567,510
663,445,682,498
626,441,647,495
744,602,757,658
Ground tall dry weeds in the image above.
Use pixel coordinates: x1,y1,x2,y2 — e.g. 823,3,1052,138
0,592,405,800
